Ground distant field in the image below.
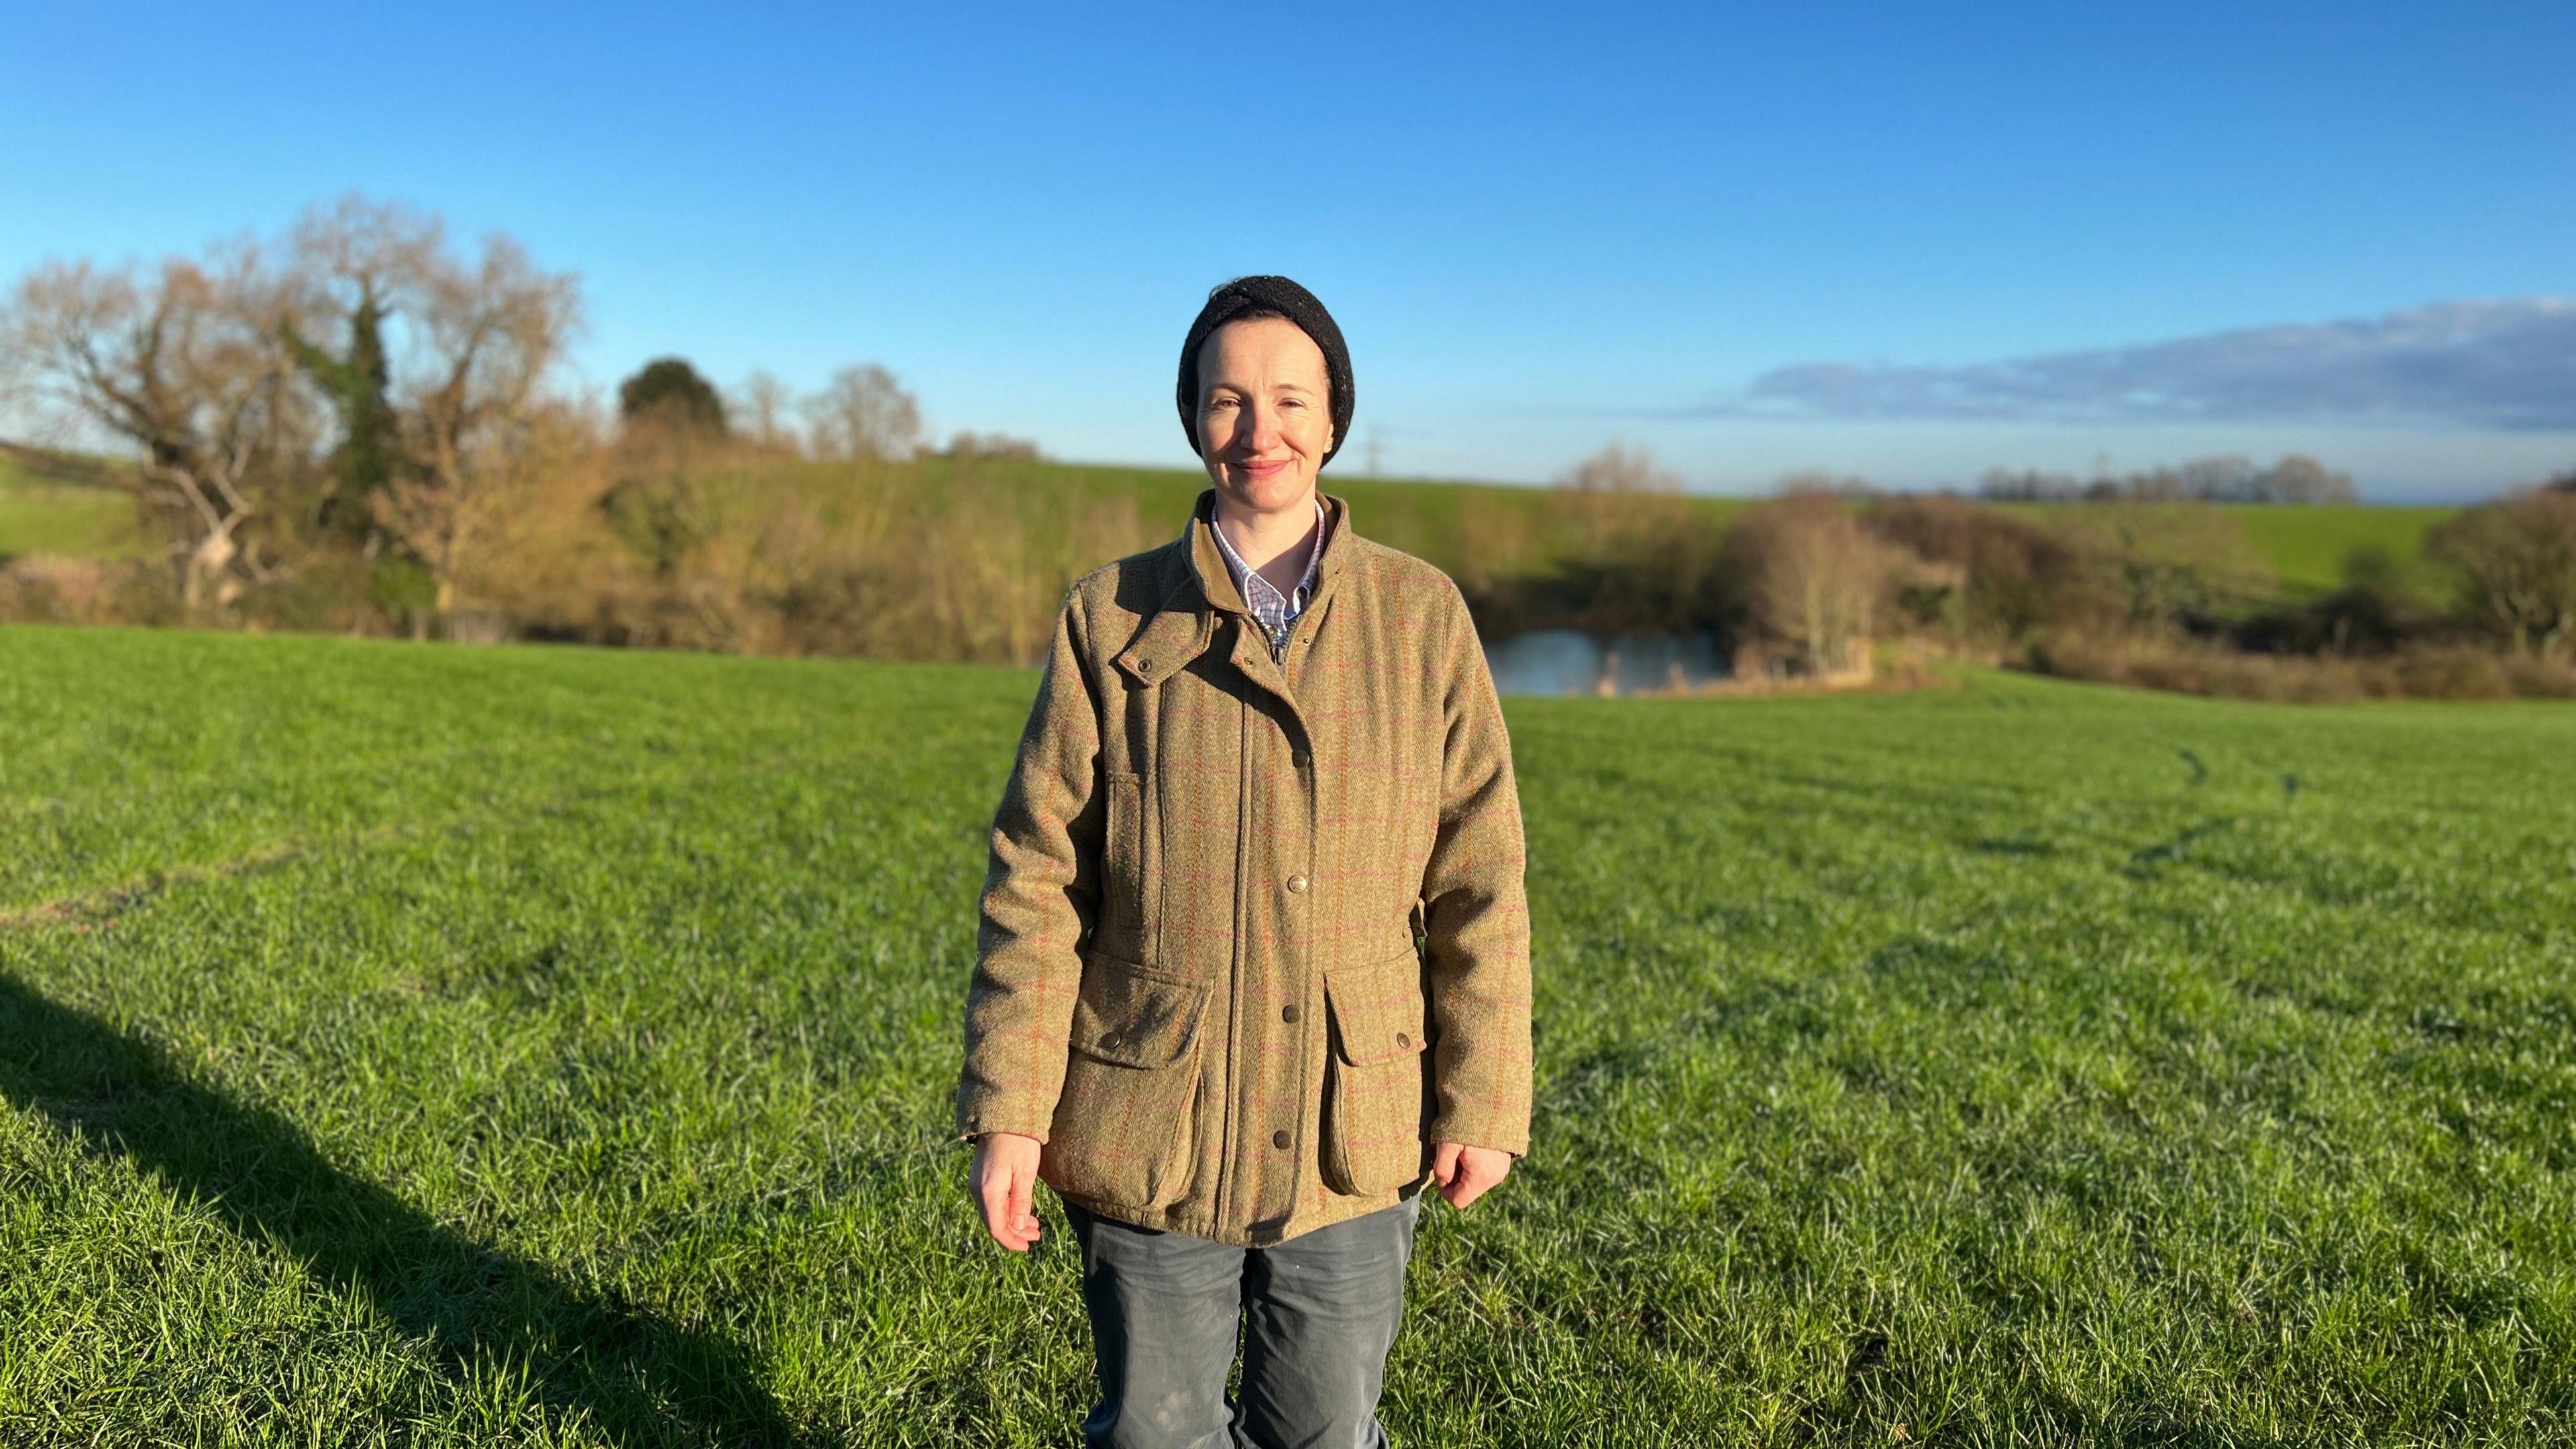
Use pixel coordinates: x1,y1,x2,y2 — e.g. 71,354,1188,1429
802,459,2440,602
1990,498,2458,600
864,455,1755,576
0,439,2461,605
1,626,2567,1444
2228,502,2458,597
0,449,146,559
0,438,2473,619
0,459,144,554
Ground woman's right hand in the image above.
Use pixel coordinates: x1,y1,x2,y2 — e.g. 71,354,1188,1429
968,1132,1045,1251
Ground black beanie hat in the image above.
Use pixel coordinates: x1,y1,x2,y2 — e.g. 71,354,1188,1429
1176,275,1354,468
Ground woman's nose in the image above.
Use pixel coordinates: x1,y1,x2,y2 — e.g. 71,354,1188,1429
1242,402,1283,452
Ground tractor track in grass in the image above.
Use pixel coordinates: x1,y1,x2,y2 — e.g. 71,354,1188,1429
0,832,373,934
0,747,839,936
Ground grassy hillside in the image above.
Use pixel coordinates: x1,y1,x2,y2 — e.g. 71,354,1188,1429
906,459,2437,597
2228,502,2458,597
1,625,2566,1443
0,447,145,559
851,454,1754,578
5,439,2448,605
1989,497,2457,600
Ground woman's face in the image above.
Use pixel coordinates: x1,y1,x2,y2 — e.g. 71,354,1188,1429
1195,316,1334,514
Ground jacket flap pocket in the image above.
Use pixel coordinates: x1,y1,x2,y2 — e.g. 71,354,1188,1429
1111,606,1215,688
1324,949,1430,1067
1072,951,1212,1069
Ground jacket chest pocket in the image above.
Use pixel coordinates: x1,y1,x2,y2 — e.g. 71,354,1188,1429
1320,947,1433,1196
1039,950,1210,1210
1097,770,1151,965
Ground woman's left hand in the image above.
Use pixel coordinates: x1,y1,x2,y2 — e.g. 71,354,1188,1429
1430,1142,1513,1210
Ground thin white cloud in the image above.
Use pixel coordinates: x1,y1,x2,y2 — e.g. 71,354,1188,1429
1707,299,2576,430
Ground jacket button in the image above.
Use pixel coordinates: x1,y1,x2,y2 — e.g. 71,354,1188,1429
1291,751,1311,769
1282,1002,1301,1023
1394,1031,1410,1049
1135,658,1155,674
1285,873,1308,894
1272,1129,1291,1150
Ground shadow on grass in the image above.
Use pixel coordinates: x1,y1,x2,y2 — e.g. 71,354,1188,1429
0,971,806,1447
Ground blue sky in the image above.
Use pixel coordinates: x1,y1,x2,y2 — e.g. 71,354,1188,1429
5,2,2571,500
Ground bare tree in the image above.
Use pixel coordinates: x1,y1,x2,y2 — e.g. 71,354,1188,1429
1546,444,1689,557
1719,494,1898,676
1533,444,1727,632
734,369,800,453
1,249,313,606
1776,469,1878,500
929,429,1042,460
2174,456,2257,502
2426,489,2576,659
1559,443,1674,494
2260,454,2358,504
802,364,920,462
372,233,582,625
1980,452,2357,504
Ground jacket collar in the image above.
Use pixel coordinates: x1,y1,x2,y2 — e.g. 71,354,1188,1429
1111,486,1353,686
1187,486,1352,612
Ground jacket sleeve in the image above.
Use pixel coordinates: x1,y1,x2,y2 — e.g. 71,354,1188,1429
954,590,1104,1143
1417,582,1534,1157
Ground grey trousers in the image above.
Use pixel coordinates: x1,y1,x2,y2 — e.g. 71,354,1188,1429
1063,1195,1422,1449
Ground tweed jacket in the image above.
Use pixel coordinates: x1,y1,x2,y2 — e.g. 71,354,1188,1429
955,486,1532,1248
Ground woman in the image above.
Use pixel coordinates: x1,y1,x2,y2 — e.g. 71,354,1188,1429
955,275,1532,1448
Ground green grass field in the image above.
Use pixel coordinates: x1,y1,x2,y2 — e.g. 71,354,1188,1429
3,627,2569,1445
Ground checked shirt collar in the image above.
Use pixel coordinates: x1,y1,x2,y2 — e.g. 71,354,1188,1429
1209,495,1325,661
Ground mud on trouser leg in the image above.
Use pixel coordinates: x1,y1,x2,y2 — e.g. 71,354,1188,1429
1066,1200,1243,1449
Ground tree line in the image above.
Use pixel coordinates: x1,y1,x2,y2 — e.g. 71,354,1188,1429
616,353,1038,464
0,195,1057,649
3,194,2571,698
1457,448,2575,700
1976,455,2358,504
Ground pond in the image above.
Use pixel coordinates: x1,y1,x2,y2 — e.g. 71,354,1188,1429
1482,629,1730,696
